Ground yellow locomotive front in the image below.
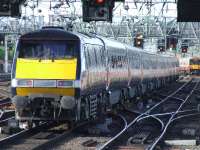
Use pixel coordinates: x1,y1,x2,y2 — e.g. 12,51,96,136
11,28,81,123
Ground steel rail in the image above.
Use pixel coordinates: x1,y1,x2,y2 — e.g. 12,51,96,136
0,102,12,106
33,119,116,150
159,94,185,102
0,122,49,146
172,112,200,122
140,109,197,118
98,80,191,150
145,81,191,115
127,108,197,117
130,108,198,133
136,108,197,125
148,80,199,150
0,110,3,119
0,116,15,124
0,110,15,120
0,98,11,108
0,98,11,104
118,114,128,129
128,109,197,132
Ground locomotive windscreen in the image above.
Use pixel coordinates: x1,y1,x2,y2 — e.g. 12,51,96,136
18,40,78,59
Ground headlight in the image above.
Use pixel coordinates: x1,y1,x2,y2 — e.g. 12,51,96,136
17,79,33,87
57,80,73,87
57,80,80,88
11,79,80,88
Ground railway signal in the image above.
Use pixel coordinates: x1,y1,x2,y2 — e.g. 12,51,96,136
158,46,165,52
82,0,114,22
178,0,200,22
134,34,144,48
181,41,189,53
168,37,178,50
157,39,165,52
82,0,124,22
181,46,188,53
0,1,24,17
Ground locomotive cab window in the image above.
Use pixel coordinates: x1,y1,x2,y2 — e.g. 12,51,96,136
18,40,78,59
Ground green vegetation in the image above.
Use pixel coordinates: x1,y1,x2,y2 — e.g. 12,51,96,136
0,46,14,60
0,46,4,60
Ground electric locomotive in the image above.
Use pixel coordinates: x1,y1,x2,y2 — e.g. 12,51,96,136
11,27,179,127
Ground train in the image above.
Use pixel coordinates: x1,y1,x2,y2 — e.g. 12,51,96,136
179,57,190,75
11,27,179,127
189,57,200,75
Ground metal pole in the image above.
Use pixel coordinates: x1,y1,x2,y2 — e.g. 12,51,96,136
164,17,167,52
4,35,8,73
33,1,35,30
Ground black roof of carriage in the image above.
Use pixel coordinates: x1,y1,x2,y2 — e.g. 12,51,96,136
20,27,80,41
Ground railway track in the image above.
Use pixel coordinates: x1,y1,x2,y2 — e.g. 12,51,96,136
0,122,70,150
0,112,127,150
0,86,10,98
1,78,199,150
97,78,200,150
0,81,13,115
50,79,188,149
0,110,14,121
34,113,128,150
0,98,12,108
52,113,128,150
0,80,12,109
0,81,10,86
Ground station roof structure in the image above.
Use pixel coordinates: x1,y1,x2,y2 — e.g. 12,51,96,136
0,0,200,56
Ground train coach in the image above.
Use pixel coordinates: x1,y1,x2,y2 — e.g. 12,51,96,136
190,57,200,75
178,57,190,75
11,27,179,127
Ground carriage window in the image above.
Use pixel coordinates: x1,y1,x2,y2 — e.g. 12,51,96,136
143,54,149,69
94,46,99,65
100,46,106,66
84,44,103,67
152,56,157,69
129,51,140,69
95,45,105,67
84,46,89,68
84,45,91,68
18,40,78,59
